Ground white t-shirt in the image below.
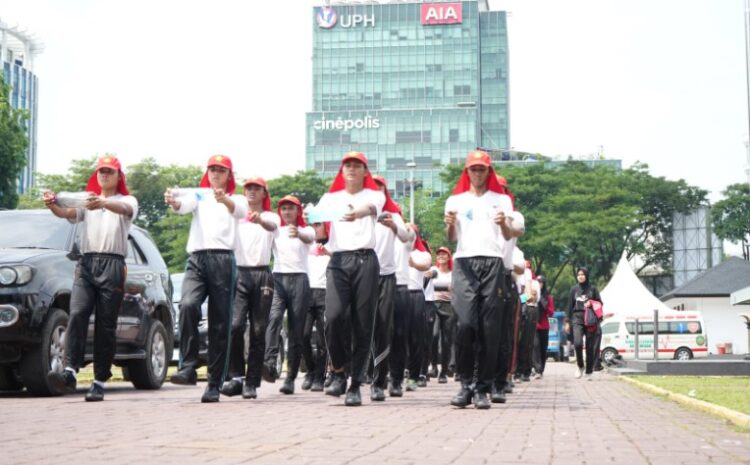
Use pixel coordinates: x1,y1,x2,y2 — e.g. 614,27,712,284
444,190,513,259
272,225,315,273
316,189,385,252
235,211,280,267
433,268,452,302
423,267,436,301
307,244,330,289
73,194,139,257
513,247,526,293
374,212,408,276
407,249,432,291
177,192,248,253
394,234,415,286
503,237,517,271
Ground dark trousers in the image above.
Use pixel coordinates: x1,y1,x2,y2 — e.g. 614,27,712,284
179,250,236,387
572,311,599,374
533,329,550,374
389,285,410,384
265,273,310,381
227,266,273,387
433,301,456,375
421,300,436,377
494,272,517,389
303,288,327,381
371,274,396,388
324,249,379,386
66,254,126,382
452,257,505,394
517,304,539,377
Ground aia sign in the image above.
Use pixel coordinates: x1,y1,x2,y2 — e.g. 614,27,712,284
421,3,462,25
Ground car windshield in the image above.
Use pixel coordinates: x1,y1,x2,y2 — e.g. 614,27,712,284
0,212,73,250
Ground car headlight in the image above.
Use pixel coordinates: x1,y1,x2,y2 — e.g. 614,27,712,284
0,265,33,285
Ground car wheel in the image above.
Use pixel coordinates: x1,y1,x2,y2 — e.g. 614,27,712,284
0,365,23,391
20,309,68,396
674,347,693,361
601,347,619,366
127,320,168,389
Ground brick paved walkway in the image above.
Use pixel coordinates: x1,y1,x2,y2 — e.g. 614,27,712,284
2,362,749,465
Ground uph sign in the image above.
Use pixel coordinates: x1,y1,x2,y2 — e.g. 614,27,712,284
421,3,462,25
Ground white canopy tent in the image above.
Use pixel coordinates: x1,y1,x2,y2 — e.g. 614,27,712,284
600,253,678,318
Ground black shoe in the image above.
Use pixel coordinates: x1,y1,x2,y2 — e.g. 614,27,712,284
451,385,473,408
345,385,362,406
504,384,514,394
242,384,257,399
47,370,77,394
201,385,220,403
310,377,324,392
438,374,448,384
491,387,507,404
370,385,386,401
170,368,197,386
388,382,403,397
220,379,242,397
279,378,295,395
521,374,531,382
474,391,491,409
261,364,279,383
428,367,438,379
325,373,347,397
416,375,427,388
301,374,313,391
85,383,103,402
323,372,334,388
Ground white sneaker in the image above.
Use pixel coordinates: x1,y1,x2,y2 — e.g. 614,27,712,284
585,373,592,381
574,367,583,379
534,373,543,380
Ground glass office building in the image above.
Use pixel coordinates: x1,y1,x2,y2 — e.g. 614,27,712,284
1,19,42,194
306,0,508,195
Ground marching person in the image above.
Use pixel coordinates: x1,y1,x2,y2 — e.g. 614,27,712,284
309,151,385,406
420,252,437,387
302,222,331,392
432,247,456,384
165,155,247,403
221,176,279,400
45,156,138,401
264,195,315,395
388,214,416,397
516,262,540,382
444,150,514,409
404,226,432,392
370,175,410,401
532,275,555,379
566,267,603,380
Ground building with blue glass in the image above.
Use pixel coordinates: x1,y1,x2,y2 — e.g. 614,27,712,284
1,19,42,194
306,0,508,195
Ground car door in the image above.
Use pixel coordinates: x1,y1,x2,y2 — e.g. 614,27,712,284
116,236,153,344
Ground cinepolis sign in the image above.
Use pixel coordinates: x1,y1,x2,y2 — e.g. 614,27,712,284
316,7,375,29
421,3,462,25
313,116,381,131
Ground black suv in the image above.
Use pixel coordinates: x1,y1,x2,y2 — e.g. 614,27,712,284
0,210,173,396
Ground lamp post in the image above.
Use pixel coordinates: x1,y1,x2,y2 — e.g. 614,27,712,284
406,161,416,224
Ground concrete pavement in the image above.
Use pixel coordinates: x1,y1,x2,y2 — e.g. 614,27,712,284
1,362,749,465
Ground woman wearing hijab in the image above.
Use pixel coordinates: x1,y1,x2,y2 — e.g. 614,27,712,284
432,247,456,384
566,267,603,380
532,275,555,379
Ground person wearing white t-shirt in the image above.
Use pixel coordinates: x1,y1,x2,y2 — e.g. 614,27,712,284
308,152,385,407
369,175,410,402
432,247,456,384
221,176,279,400
264,195,314,395
164,155,248,403
403,228,432,392
444,150,514,409
302,222,331,392
388,216,416,397
44,156,138,402
517,261,540,382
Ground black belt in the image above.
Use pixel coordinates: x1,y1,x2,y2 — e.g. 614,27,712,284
83,252,124,259
238,265,270,271
333,249,374,257
193,249,232,255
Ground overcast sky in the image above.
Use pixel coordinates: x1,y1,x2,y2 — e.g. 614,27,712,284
2,0,748,201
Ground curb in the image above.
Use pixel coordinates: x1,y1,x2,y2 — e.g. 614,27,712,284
620,375,750,429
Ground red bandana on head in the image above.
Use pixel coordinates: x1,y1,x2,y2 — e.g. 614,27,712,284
277,195,307,227
372,175,402,215
436,246,453,271
85,156,130,195
328,151,380,192
200,155,236,195
243,176,272,212
451,150,506,196
410,224,430,254
495,174,516,210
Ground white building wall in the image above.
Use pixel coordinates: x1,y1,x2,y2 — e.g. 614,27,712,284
663,296,748,354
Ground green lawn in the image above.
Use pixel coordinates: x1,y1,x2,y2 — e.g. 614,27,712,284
634,376,750,415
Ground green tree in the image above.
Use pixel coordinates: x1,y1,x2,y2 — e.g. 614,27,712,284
266,170,331,208
711,183,750,259
0,76,30,209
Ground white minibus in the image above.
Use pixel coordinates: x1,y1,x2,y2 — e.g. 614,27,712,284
600,312,708,364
